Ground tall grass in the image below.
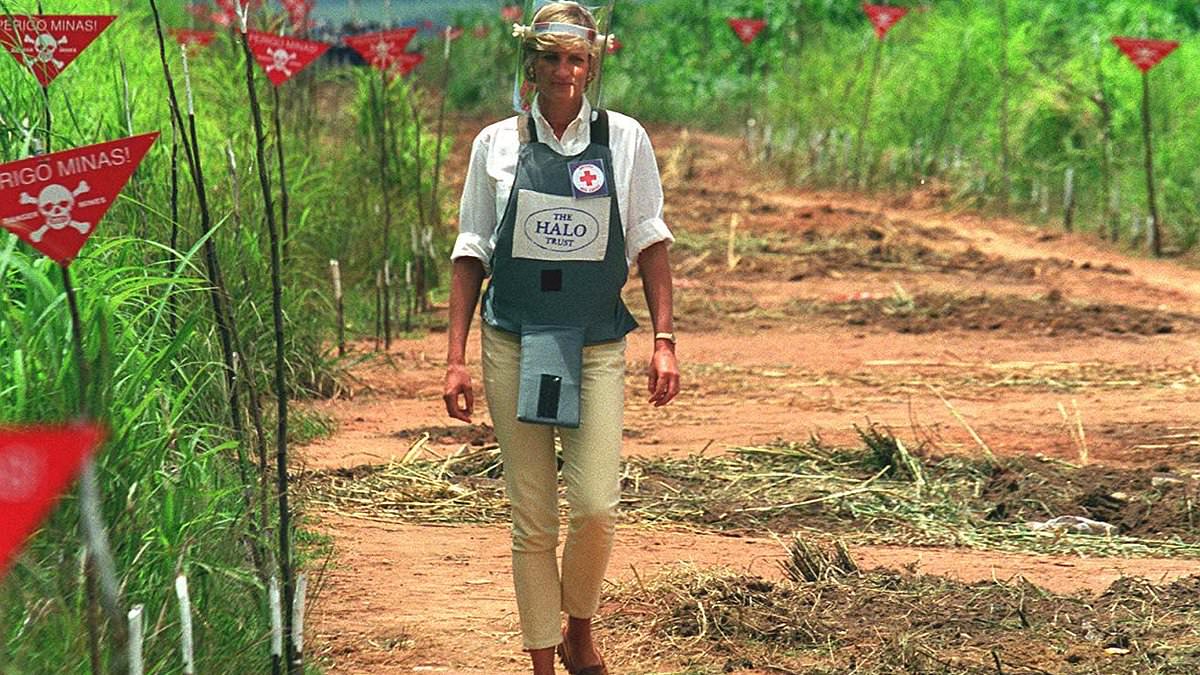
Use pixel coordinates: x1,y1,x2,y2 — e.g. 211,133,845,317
623,0,1200,250
442,0,1200,251
0,0,451,670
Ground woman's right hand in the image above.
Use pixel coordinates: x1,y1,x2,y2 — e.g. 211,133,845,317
443,364,475,422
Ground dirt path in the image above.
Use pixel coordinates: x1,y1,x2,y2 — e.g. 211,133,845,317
303,126,1200,673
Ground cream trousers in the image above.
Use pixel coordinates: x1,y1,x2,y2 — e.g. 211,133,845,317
481,324,625,650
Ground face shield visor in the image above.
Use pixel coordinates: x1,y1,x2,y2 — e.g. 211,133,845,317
509,0,617,116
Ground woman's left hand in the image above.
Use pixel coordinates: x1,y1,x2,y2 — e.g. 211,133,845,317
647,344,680,407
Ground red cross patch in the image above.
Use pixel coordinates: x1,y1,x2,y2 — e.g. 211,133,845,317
568,159,609,199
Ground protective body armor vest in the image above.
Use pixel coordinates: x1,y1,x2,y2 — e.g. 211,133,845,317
482,110,638,344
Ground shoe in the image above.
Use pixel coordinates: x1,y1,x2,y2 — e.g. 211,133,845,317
556,630,609,675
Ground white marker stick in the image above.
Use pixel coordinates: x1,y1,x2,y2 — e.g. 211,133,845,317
269,576,283,658
329,260,342,301
291,573,308,658
175,575,195,674
128,605,145,675
180,46,195,117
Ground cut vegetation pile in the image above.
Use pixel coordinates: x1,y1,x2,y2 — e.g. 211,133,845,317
602,539,1200,674
303,428,1200,558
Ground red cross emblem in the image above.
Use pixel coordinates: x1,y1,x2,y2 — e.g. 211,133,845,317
571,163,605,195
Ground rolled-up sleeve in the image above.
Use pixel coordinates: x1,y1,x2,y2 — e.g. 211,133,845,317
451,130,497,271
624,125,674,265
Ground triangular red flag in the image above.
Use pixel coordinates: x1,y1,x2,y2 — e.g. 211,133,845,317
0,424,105,581
344,28,419,73
0,133,159,265
447,26,464,41
1112,37,1179,73
248,31,330,86
727,18,766,46
0,15,116,87
863,4,908,39
169,28,217,52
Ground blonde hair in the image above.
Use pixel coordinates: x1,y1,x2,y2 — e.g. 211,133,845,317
519,2,603,84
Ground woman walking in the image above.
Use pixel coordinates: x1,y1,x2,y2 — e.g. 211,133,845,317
442,3,679,673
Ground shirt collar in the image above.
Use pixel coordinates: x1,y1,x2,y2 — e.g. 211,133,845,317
530,95,593,154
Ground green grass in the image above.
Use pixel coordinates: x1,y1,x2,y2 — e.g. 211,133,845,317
0,0,451,671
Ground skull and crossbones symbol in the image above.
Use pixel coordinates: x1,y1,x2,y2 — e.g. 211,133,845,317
19,181,92,242
372,39,394,67
23,32,68,69
266,47,297,76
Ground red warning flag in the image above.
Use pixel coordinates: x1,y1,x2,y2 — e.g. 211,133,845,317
248,31,330,86
447,26,464,41
0,15,116,87
0,133,159,265
1112,37,1179,73
169,28,217,52
0,424,105,581
608,36,622,54
863,4,908,40
727,18,766,46
344,28,419,73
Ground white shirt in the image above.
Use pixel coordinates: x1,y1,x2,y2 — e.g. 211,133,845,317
451,96,673,274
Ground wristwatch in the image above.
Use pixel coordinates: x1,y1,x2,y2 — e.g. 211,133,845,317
654,332,677,344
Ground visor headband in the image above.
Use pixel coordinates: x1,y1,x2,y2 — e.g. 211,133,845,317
512,21,613,47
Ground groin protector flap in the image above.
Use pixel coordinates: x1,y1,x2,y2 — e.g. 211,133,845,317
517,325,584,428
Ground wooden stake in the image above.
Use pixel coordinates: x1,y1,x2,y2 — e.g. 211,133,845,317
330,260,345,357
1062,167,1076,230
290,572,308,669
175,575,195,675
128,605,145,675
374,267,383,351
270,576,283,675
726,213,741,270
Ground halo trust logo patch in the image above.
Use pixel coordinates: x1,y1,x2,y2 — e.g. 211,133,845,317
568,159,609,199
523,207,601,253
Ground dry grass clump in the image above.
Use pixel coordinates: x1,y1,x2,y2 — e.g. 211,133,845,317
301,445,509,524
602,545,1200,674
779,536,859,583
303,427,1200,558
